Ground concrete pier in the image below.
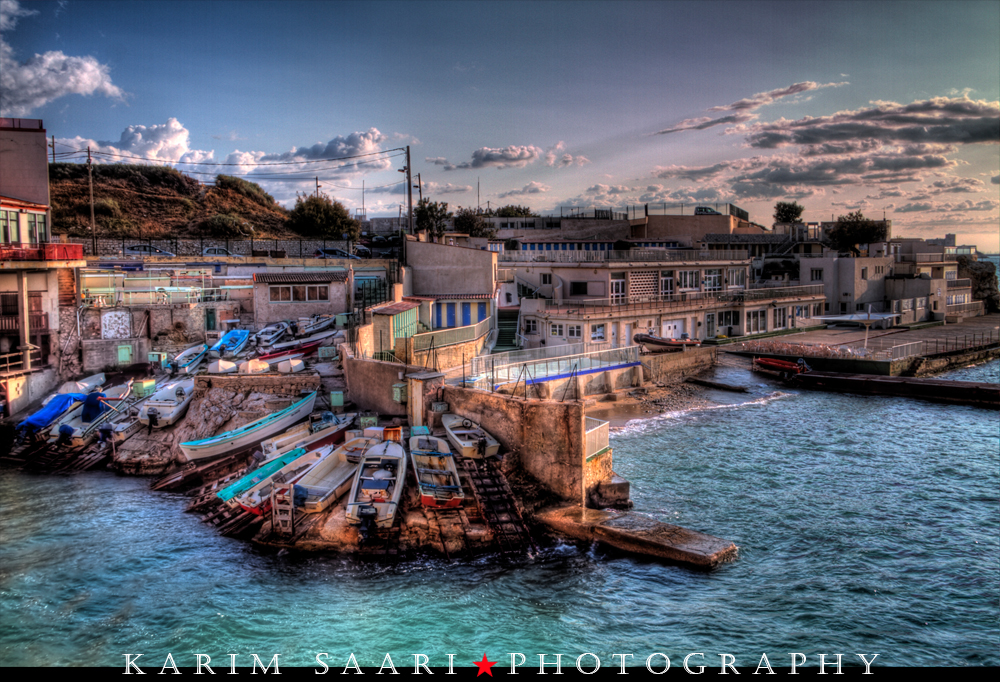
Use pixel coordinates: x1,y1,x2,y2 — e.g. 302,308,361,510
791,371,999,408
536,505,738,568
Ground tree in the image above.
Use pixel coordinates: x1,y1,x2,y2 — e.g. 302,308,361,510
453,206,497,239
827,211,887,256
493,204,536,218
415,198,453,240
773,201,805,224
286,193,359,241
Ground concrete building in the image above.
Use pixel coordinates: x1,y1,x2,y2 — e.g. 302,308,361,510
251,270,353,328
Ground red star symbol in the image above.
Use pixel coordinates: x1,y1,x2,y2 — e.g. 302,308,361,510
474,654,497,677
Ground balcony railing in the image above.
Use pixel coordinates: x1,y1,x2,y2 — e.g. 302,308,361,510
412,316,492,352
542,284,825,315
499,249,749,263
0,349,43,374
585,417,610,458
496,268,515,283
946,279,972,289
946,301,985,315
81,287,233,306
0,313,48,333
0,242,85,262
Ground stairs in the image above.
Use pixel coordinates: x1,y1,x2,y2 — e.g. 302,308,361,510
492,308,520,354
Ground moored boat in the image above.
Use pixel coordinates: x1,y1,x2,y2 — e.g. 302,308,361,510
216,446,312,509
633,333,701,353
333,436,381,463
171,344,208,374
258,412,358,461
409,435,464,509
296,314,335,337
266,329,337,355
17,392,87,439
255,321,291,348
441,414,500,459
46,373,105,403
257,341,322,362
231,444,334,515
139,377,195,428
346,440,407,539
291,441,359,513
48,380,135,448
209,329,250,358
752,357,808,379
179,391,318,462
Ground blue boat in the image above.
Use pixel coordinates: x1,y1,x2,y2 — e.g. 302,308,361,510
16,392,87,437
209,329,250,358
216,447,309,506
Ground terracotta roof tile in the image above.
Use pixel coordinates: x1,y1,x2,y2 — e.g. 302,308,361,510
253,271,349,284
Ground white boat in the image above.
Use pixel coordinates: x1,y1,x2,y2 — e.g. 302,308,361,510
230,444,334,515
259,412,358,461
296,314,335,337
441,414,500,459
139,377,195,428
48,381,135,448
179,391,318,462
409,435,464,509
46,373,106,404
255,321,291,348
346,440,407,539
295,440,361,513
268,329,337,354
171,344,208,374
238,358,270,374
276,358,304,373
207,359,237,374
333,436,382,463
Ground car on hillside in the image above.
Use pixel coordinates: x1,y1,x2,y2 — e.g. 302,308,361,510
123,244,176,258
202,247,244,258
315,248,360,260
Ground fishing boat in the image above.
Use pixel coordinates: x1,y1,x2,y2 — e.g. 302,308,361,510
238,358,270,374
296,314,335,337
171,344,208,374
632,333,701,353
441,414,500,459
332,435,381,464
216,446,312,509
16,392,88,439
255,321,291,348
409,435,464,509
231,444,335,515
257,341,323,362
257,412,358,461
48,380,135,448
139,377,195,428
266,329,337,355
46,373,105,402
208,329,250,358
295,439,361,513
179,391,318,462
346,440,407,539
207,359,237,374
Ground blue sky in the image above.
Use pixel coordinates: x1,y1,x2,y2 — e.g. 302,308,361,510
2,0,998,248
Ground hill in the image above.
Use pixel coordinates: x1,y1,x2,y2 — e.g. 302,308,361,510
49,163,296,239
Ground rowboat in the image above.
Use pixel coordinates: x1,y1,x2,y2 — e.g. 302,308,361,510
255,321,291,348
632,333,701,353
171,344,208,374
257,341,323,362
441,414,500,459
296,314,335,337
276,358,304,373
48,380,135,448
346,440,407,539
409,435,464,508
258,412,358,461
333,436,381,463
209,329,250,358
267,329,337,355
294,440,361,513
139,377,195,428
179,391,318,462
17,392,88,438
238,358,270,374
207,359,237,374
216,446,312,508
752,357,808,378
230,445,335,515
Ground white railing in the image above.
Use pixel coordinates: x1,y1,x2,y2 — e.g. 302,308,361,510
946,301,985,315
585,417,610,458
487,346,640,386
500,249,749,263
81,287,235,306
412,316,492,351
542,284,824,314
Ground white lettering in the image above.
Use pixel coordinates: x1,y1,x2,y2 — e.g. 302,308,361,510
447,654,456,675
229,654,238,675
509,653,526,674
611,654,633,674
856,654,878,674
753,654,774,675
378,654,398,675
315,653,329,674
124,654,146,674
251,654,280,675
342,654,362,675
720,654,739,674
413,654,432,675
789,653,806,674
576,654,600,674
818,654,842,675
160,653,180,675
538,654,563,674
646,654,670,674
196,654,215,675
683,653,705,675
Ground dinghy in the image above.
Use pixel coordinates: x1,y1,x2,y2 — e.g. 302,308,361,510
139,377,195,428
48,381,135,449
179,391,318,462
346,440,407,539
207,359,237,374
409,435,464,509
208,329,250,358
171,344,208,374
295,439,361,513
441,414,500,459
231,444,334,515
296,314,335,337
276,358,304,373
255,321,291,348
216,446,313,509
257,412,357,461
328,435,380,464
238,358,270,374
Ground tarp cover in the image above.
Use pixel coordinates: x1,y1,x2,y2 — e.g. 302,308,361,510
17,393,87,433
81,392,108,423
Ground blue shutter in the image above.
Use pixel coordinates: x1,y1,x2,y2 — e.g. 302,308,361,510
478,302,487,321
447,303,456,327
462,302,471,326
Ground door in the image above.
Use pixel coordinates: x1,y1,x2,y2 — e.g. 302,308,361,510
661,319,684,338
446,303,456,328
611,279,626,304
611,324,617,345
706,313,716,338
624,323,632,346
117,345,132,366
205,308,216,331
462,302,472,326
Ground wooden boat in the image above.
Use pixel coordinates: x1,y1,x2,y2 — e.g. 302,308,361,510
333,436,381,464
257,341,323,362
632,333,701,353
296,314,335,337
216,446,313,508
276,358,304,373
208,329,250,358
409,435,464,509
171,344,208,374
255,321,291,348
752,357,808,379
294,441,360,513
230,444,334,515
258,412,358,461
346,440,406,539
207,359,237,374
267,329,337,354
139,377,195,427
48,380,135,448
441,414,500,459
238,358,270,374
179,391,318,462
17,392,88,438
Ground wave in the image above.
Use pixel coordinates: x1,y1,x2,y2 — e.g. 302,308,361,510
610,390,794,438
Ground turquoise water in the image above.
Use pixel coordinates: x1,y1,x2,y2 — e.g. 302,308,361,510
1,362,997,668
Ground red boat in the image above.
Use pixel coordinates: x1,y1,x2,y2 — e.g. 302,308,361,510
257,339,323,361
752,357,808,378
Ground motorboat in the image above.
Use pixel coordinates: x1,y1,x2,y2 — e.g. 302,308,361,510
257,412,358,461
632,333,701,353
207,359,237,374
346,440,407,540
216,446,312,509
17,392,87,439
409,435,464,509
255,321,291,348
296,314,335,338
441,414,500,459
230,444,334,516
48,380,135,448
179,392,317,462
208,329,250,358
293,441,360,513
139,378,195,428
171,344,208,374
752,357,809,378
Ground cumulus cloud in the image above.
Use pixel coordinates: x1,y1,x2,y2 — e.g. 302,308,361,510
709,81,849,112
60,118,215,164
0,0,126,116
585,184,631,195
924,177,985,194
498,181,550,198
444,144,543,171
544,141,590,167
257,128,392,173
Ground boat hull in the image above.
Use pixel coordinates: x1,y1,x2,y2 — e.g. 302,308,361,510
441,414,500,459
633,333,701,353
346,441,407,530
409,435,464,509
139,378,195,427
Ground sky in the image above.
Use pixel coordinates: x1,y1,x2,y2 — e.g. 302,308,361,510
1,0,998,249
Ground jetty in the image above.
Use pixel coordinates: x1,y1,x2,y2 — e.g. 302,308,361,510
790,372,999,408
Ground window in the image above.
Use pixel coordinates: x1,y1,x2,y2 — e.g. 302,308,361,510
660,271,674,296
703,269,722,291
746,310,768,334
893,300,901,313
861,267,868,280
916,297,927,309
875,265,885,275
902,299,913,311
718,310,738,327
811,269,823,282
568,325,581,338
676,270,700,290
856,303,866,311
945,270,957,280
773,307,787,328
569,281,588,296
269,284,328,302
541,273,552,285
727,269,746,288
524,319,538,334
591,324,605,341
550,323,564,336
813,304,823,316
0,210,10,243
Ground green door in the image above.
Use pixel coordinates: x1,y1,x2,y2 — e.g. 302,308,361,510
117,345,132,365
205,308,216,331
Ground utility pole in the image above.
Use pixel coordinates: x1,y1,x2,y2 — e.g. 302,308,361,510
406,146,413,234
477,177,480,212
315,177,320,198
50,135,55,164
414,173,422,203
87,147,97,256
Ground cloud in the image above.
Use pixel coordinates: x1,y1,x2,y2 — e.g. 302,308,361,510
0,0,126,116
896,199,999,213
444,144,543,170
544,141,590,167
257,128,391,174
425,157,449,165
212,130,245,142
498,181,550,198
924,177,985,194
423,181,471,195
653,113,757,135
652,161,741,180
709,81,849,112
585,183,631,195
60,118,215,164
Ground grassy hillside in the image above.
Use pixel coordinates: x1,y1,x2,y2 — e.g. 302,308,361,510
49,163,295,239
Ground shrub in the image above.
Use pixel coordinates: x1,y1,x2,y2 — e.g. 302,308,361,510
215,175,276,207
199,213,248,237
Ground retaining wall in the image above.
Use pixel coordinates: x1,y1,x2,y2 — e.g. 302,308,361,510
81,338,150,373
192,373,321,398
344,356,423,416
640,346,718,383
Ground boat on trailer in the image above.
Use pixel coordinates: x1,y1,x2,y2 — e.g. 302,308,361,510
632,333,701,353
208,329,250,358
409,435,464,508
171,344,208,374
441,414,500,459
346,440,407,540
179,391,318,462
294,440,361,513
139,377,195,428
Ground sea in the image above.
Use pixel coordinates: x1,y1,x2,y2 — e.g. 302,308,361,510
0,361,997,669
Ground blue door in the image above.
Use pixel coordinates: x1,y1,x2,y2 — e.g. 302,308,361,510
446,303,456,328
478,302,487,322
462,303,471,326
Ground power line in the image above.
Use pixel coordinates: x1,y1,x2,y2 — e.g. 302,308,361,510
80,146,406,167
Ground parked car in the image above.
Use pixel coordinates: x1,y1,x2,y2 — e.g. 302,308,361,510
694,206,722,215
354,245,372,258
371,235,387,244
202,247,244,258
314,248,360,260
123,244,176,258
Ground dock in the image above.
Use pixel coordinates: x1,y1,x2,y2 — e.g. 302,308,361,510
536,505,738,569
790,371,999,408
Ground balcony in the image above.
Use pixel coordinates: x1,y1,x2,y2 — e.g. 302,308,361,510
946,278,972,289
0,313,49,333
542,284,825,316
946,301,985,316
0,242,86,267
500,249,749,264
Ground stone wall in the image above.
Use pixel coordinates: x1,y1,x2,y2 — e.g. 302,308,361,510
252,281,351,329
442,386,586,504
402,331,489,370
343,356,421,416
193,373,321,398
640,346,718,384
81,338,150,373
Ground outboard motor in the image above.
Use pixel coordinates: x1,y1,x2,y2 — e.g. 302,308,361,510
57,424,74,446
357,504,378,542
97,423,114,445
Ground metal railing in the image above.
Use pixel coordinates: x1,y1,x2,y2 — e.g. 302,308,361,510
542,284,824,315
66,236,357,259
946,301,985,315
946,279,972,289
81,287,233,306
0,349,43,374
0,313,48,333
496,268,514,283
412,316,492,351
742,330,999,362
499,249,749,263
585,417,610,458
488,345,640,386
0,242,85,261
